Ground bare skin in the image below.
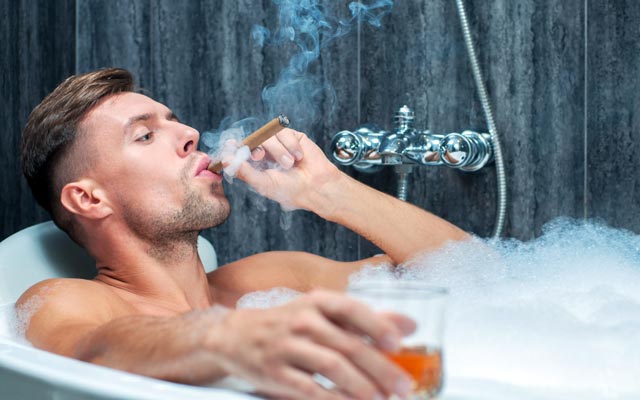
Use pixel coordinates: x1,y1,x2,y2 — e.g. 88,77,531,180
17,91,468,400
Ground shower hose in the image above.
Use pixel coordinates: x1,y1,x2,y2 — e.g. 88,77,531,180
455,0,507,238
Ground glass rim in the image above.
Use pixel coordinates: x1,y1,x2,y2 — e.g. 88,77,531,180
347,280,448,297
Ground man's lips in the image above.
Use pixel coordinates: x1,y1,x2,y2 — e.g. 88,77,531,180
194,156,212,175
194,156,222,180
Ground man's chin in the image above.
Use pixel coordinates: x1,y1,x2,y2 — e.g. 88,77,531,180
198,200,231,230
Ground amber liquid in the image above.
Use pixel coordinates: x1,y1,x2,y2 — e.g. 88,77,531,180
385,345,443,398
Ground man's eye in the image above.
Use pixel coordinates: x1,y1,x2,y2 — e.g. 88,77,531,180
137,132,154,142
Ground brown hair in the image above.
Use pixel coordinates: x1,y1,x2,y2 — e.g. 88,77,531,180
21,68,135,242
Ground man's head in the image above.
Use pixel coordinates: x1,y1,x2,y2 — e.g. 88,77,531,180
22,68,229,251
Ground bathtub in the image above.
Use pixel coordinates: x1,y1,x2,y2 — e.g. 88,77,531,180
0,221,263,399
2,221,637,399
0,310,598,400
0,310,547,400
0,307,259,400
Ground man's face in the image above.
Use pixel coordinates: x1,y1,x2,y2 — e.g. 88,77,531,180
80,92,229,240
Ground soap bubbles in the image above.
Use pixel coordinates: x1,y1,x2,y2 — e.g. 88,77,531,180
238,218,640,398
352,218,640,398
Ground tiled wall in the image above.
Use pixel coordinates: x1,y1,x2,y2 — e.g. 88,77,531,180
2,1,638,265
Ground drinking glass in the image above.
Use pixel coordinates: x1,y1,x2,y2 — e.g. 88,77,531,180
349,281,448,399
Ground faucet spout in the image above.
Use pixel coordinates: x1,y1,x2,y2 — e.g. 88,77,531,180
378,132,411,163
404,132,443,165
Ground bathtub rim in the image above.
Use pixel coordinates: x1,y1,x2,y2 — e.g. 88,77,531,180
0,333,258,400
3,312,634,400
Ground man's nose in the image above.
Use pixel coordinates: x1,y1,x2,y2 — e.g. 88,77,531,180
177,126,200,157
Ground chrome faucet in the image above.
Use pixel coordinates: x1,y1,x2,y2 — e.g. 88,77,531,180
330,105,493,200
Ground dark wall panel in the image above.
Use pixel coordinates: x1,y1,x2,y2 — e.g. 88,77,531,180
358,0,585,245
76,0,151,85
3,0,640,260
0,0,76,240
587,0,640,231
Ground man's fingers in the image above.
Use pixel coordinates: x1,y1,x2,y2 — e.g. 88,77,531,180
250,145,266,161
308,290,406,352
261,137,295,169
285,340,382,400
378,311,417,336
257,366,348,400
276,129,304,161
259,128,304,169
290,311,411,398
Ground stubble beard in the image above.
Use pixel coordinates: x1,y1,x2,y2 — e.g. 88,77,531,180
122,170,230,260
159,184,228,236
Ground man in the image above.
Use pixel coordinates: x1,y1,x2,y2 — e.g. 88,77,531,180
18,68,467,400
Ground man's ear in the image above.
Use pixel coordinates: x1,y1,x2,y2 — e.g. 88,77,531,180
60,179,113,219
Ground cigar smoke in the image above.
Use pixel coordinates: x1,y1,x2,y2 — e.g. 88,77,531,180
253,0,393,134
201,1,393,180
199,1,393,236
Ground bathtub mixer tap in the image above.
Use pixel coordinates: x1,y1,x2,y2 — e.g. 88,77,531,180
330,105,493,200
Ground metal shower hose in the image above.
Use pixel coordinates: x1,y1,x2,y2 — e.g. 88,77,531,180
455,0,507,238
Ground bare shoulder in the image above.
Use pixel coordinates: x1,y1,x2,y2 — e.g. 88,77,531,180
17,278,123,312
208,251,393,305
16,278,130,355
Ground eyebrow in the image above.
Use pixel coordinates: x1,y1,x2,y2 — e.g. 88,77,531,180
125,113,153,131
168,111,180,122
124,111,180,133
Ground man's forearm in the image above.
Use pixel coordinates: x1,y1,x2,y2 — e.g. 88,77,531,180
306,172,469,263
74,308,229,384
234,131,468,264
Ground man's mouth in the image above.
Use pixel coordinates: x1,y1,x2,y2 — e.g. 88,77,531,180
194,156,222,180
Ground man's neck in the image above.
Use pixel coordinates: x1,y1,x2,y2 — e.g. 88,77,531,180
89,227,214,315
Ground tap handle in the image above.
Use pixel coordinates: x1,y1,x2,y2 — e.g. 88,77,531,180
330,126,388,168
440,133,470,167
439,131,493,171
330,130,363,165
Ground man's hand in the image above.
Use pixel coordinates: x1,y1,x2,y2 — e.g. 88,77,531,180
235,129,342,214
210,290,415,400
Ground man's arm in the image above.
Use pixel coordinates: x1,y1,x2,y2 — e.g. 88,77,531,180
311,173,467,263
211,251,393,303
19,279,415,399
236,129,469,265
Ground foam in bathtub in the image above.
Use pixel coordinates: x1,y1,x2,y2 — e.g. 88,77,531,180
349,217,640,399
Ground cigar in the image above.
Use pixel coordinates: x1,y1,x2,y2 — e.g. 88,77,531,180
207,114,290,173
